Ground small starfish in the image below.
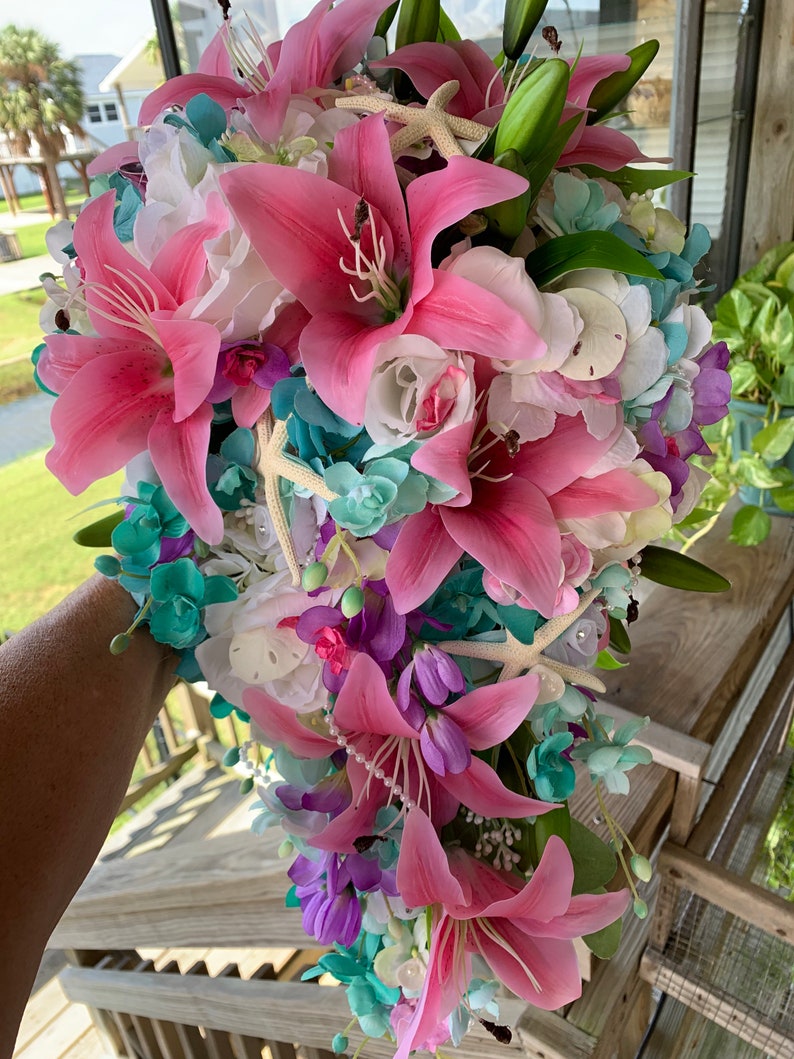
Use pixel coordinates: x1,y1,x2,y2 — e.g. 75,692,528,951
335,80,490,159
255,412,339,586
441,587,607,693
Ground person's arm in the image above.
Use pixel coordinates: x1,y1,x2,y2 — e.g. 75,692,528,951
0,575,177,1057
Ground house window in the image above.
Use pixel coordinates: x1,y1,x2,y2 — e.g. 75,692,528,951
103,102,119,122
86,104,102,123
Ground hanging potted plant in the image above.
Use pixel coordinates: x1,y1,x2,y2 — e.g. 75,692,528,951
695,241,794,546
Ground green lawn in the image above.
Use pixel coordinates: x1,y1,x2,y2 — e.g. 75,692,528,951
14,221,54,260
0,288,48,403
0,189,83,215
0,451,122,633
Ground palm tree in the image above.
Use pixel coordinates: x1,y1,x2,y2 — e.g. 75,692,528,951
0,24,85,219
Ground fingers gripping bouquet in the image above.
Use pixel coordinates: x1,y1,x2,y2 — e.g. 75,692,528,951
35,0,732,1052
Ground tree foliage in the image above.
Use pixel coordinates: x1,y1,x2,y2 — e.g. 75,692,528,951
0,24,84,159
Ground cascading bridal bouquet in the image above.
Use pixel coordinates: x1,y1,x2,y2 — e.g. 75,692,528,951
34,0,733,1052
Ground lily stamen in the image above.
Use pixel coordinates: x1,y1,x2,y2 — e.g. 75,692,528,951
336,205,403,315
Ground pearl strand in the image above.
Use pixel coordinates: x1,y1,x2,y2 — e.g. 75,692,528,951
323,709,417,811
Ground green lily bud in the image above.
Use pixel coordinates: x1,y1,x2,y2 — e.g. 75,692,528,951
587,40,660,123
503,0,550,61
302,561,328,592
630,853,653,882
396,0,440,48
483,149,532,239
373,1,398,40
495,58,570,166
340,585,365,618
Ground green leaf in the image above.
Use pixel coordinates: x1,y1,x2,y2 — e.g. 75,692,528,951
736,454,784,489
437,4,462,40
716,287,754,333
531,805,571,865
608,615,631,654
752,417,794,461
525,111,584,204
773,366,794,405
595,649,628,670
583,914,623,959
674,506,720,529
576,164,693,196
772,486,794,512
587,39,659,121
729,360,758,396
752,296,778,345
770,305,794,363
72,509,125,547
640,545,731,592
729,505,772,546
525,231,664,289
742,241,794,284
570,819,618,894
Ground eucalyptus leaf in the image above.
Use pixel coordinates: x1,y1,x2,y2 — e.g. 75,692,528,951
729,505,772,546
751,417,794,461
569,819,618,894
525,231,664,289
73,509,125,547
583,914,623,959
640,545,731,592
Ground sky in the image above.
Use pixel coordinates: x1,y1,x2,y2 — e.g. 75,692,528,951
0,0,157,58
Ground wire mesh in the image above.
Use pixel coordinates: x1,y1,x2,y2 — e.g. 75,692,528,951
644,748,794,1058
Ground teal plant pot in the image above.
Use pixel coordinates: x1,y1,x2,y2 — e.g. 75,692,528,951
729,398,794,514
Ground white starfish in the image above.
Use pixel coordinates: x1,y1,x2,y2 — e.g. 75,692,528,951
335,80,490,159
255,412,339,586
440,586,607,692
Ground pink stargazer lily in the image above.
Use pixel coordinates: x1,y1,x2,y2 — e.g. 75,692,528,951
386,413,659,616
220,114,546,424
138,0,393,141
243,652,552,854
394,815,629,1058
38,190,228,544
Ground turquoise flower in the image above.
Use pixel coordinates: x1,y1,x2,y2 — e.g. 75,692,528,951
527,731,576,801
450,979,500,1046
570,715,652,794
111,481,191,566
148,557,237,649
538,172,621,236
163,92,236,162
326,457,426,537
207,428,258,511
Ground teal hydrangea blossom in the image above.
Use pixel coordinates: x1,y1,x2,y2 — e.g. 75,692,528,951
527,731,577,801
538,172,621,236
326,458,427,537
570,714,652,794
207,428,258,511
148,557,237,650
163,92,236,162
